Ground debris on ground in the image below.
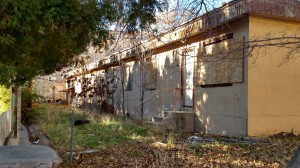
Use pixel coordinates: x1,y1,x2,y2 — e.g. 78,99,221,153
218,136,270,145
270,131,299,139
187,136,214,143
30,104,300,168
27,124,53,147
74,119,91,126
152,142,167,148
186,135,268,145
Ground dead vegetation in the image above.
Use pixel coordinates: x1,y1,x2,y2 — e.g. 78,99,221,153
29,104,300,168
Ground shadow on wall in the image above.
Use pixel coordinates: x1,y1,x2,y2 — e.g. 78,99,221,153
141,49,183,121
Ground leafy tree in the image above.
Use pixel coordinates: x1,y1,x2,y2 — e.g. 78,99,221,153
0,85,10,113
0,0,167,86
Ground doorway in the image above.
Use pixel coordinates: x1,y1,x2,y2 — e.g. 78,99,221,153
182,48,195,107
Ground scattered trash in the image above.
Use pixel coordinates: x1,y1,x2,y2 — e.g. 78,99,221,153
28,124,41,143
27,124,53,147
187,136,203,143
32,139,40,144
65,150,100,161
186,135,269,145
187,136,215,143
79,150,100,154
152,142,167,148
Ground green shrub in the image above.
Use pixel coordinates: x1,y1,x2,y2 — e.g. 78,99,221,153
0,85,10,113
21,86,45,125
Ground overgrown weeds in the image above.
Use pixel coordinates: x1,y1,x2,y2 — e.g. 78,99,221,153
29,104,300,168
30,104,153,154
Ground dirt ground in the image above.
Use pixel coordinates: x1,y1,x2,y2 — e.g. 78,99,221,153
60,134,300,168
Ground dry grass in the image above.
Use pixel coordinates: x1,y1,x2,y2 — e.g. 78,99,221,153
29,104,300,168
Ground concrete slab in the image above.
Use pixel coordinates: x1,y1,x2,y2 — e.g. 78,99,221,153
6,124,31,146
19,124,31,145
164,111,194,132
0,145,62,168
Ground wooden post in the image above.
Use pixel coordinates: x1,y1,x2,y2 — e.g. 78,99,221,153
10,86,21,143
10,86,14,136
12,87,17,138
16,87,21,142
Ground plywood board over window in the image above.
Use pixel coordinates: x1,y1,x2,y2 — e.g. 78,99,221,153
195,35,244,85
145,57,157,90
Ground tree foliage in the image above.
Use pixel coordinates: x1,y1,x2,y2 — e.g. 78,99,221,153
0,0,167,86
0,85,10,113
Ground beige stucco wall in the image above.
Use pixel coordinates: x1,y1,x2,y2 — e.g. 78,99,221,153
119,51,183,121
111,16,300,137
194,18,249,137
143,49,185,120
111,61,143,120
124,61,142,120
248,16,300,136
113,18,251,137
113,47,192,121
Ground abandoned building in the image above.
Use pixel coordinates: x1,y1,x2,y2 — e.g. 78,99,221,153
34,74,67,103
62,0,300,137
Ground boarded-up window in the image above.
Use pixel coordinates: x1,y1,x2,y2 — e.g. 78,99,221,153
195,36,244,85
144,57,157,90
124,65,133,91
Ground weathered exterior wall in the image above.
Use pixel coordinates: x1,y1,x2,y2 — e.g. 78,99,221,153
142,49,183,121
112,52,183,121
0,87,22,146
34,73,66,103
123,61,142,120
248,16,300,136
0,110,11,145
194,18,249,137
62,0,300,137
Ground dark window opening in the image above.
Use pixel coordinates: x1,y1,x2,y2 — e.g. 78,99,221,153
124,66,133,91
199,83,233,88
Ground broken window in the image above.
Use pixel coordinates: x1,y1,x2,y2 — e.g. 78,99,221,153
195,35,244,86
144,57,157,90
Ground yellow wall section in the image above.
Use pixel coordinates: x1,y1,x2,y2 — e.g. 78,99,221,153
248,16,300,136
